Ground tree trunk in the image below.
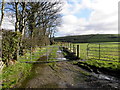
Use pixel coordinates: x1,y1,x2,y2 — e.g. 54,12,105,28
14,2,19,60
19,2,26,56
15,2,19,32
21,2,26,37
0,0,5,29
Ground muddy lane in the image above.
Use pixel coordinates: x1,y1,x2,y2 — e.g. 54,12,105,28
19,60,119,89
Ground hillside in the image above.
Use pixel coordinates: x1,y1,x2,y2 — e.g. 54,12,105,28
54,34,120,43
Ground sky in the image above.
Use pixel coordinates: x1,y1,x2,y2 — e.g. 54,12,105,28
55,0,119,37
1,0,120,37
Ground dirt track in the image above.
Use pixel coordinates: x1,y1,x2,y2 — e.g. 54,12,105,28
19,61,120,88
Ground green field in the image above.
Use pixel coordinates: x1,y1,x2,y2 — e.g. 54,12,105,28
55,34,120,43
68,42,120,70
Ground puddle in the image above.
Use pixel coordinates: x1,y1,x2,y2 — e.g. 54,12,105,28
92,73,120,83
56,58,66,60
76,64,120,88
57,50,62,53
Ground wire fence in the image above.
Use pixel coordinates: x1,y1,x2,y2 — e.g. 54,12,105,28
1,42,120,69
86,43,120,62
61,42,120,63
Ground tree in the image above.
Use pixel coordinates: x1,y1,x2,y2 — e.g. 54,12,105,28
25,1,62,45
2,0,63,63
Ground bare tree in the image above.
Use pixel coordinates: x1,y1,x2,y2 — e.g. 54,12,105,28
26,1,62,45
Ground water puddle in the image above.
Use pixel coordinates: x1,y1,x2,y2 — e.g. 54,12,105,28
55,58,66,60
92,73,120,83
57,50,62,53
77,65,120,88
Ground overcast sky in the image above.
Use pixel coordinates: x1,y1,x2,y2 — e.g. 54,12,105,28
56,0,119,37
1,0,119,37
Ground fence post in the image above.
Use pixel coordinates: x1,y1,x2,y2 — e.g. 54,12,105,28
87,44,89,59
65,43,67,48
30,46,32,61
77,45,79,58
46,47,48,61
60,42,62,47
68,43,70,50
73,45,76,54
68,43,69,50
70,43,71,51
99,43,100,60
67,43,69,49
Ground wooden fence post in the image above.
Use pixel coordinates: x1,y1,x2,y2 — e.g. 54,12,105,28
70,43,71,51
68,43,70,50
77,45,79,58
99,43,100,60
60,42,62,47
30,46,32,61
87,44,89,59
66,43,67,48
67,43,69,49
73,45,76,54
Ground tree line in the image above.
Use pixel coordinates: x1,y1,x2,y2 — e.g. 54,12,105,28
0,0,62,66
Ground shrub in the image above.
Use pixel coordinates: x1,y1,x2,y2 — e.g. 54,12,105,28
2,30,21,66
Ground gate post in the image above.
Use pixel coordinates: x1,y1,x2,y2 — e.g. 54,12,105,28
77,45,79,58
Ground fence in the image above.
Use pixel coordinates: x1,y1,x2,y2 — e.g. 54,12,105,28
86,43,119,62
60,43,80,58
61,42,120,63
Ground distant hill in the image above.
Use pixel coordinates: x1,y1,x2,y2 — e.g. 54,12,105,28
54,34,120,43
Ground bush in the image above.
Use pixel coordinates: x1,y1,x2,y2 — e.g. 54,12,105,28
2,30,21,65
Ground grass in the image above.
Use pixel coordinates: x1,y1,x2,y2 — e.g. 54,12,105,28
1,46,54,88
2,62,32,88
68,42,120,70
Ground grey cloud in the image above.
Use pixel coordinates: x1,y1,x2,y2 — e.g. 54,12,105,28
85,22,117,31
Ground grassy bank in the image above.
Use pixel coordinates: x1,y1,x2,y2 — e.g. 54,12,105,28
2,62,32,88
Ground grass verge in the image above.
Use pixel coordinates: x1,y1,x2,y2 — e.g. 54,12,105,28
1,46,50,88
